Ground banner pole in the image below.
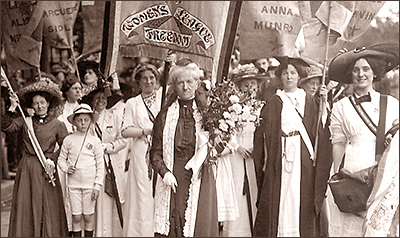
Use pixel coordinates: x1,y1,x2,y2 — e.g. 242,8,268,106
314,1,332,165
216,1,242,83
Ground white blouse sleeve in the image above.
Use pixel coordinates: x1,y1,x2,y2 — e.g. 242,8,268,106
330,99,348,145
121,97,137,132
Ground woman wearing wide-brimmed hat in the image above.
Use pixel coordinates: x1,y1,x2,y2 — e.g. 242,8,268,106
2,78,69,237
80,81,128,237
219,64,263,237
326,42,399,237
253,56,329,237
120,63,163,236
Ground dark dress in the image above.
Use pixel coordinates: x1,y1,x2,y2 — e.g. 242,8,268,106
253,92,332,237
2,113,69,237
151,98,218,237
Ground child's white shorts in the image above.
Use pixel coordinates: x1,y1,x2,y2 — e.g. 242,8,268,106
68,187,96,215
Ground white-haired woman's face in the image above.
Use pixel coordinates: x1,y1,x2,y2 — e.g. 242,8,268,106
173,70,199,100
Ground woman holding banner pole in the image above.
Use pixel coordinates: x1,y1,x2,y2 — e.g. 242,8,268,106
1,76,69,237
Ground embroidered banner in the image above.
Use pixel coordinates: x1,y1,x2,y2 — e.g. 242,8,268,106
114,1,233,75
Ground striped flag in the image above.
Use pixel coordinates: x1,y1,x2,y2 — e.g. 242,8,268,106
237,1,303,60
1,1,44,72
42,1,79,49
102,1,236,83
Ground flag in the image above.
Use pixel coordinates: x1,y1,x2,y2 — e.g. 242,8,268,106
297,1,350,64
106,1,234,82
42,1,79,49
80,1,106,56
1,1,44,72
343,1,386,42
315,1,356,37
299,18,345,64
237,1,303,60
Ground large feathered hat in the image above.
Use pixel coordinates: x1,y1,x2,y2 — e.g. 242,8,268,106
328,41,399,84
18,77,63,109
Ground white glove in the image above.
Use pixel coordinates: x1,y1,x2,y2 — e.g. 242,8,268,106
163,172,178,193
9,92,19,112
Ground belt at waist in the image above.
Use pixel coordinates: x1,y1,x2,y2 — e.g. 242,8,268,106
282,130,300,137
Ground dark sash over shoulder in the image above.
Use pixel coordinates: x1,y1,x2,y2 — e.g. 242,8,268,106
349,94,378,136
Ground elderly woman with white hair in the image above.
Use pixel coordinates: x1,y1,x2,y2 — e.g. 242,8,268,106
151,59,222,237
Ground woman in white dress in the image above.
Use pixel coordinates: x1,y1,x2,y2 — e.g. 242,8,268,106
81,84,128,237
121,63,163,236
220,65,263,236
326,43,399,236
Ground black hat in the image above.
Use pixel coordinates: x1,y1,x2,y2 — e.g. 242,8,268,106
328,41,399,84
274,56,310,78
77,61,100,81
274,56,310,69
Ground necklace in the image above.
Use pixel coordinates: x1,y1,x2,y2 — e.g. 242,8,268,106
142,92,156,108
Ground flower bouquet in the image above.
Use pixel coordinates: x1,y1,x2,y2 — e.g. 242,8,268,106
198,78,264,162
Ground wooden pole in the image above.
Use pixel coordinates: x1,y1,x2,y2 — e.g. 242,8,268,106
2,67,55,186
216,1,242,83
314,1,332,165
70,43,82,82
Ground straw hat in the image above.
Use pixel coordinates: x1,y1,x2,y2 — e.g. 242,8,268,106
298,65,328,86
67,103,94,124
18,77,63,109
231,64,265,86
328,42,399,84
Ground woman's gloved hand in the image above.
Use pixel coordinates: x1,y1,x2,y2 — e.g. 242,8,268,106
163,171,178,193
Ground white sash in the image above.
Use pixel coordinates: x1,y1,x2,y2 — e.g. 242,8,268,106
277,90,315,162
